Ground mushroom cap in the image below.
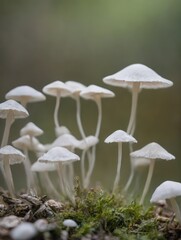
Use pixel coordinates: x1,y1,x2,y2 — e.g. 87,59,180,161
51,134,79,149
0,100,29,119
150,181,181,203
104,130,137,143
130,142,175,160
43,81,72,97
76,136,99,150
31,161,56,172
63,219,78,227
38,146,80,163
20,122,44,137
55,125,70,137
5,85,46,103
80,85,115,100
0,145,25,164
103,64,173,89
65,81,86,96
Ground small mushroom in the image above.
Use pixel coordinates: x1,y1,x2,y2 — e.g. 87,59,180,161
0,99,29,147
42,81,72,130
130,142,175,204
150,181,181,224
5,85,46,107
0,145,25,196
38,146,80,203
80,85,115,187
105,130,137,192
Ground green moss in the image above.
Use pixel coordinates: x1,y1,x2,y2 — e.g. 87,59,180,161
56,179,165,239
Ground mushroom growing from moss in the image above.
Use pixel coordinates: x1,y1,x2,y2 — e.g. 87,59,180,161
105,130,137,192
130,142,175,204
151,181,181,224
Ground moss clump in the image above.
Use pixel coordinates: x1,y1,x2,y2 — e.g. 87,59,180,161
57,180,164,239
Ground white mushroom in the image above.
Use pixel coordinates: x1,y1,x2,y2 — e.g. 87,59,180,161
38,146,80,203
63,219,78,228
5,85,46,107
0,145,25,196
105,130,137,192
0,100,29,147
80,85,115,187
151,181,181,224
10,222,38,240
130,142,175,204
103,64,173,192
42,81,72,130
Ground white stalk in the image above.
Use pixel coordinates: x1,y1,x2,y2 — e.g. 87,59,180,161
75,96,86,139
84,98,102,188
140,159,155,205
57,163,66,196
1,111,14,147
113,143,123,193
54,91,61,129
43,171,60,199
3,156,15,197
81,149,86,188
169,198,181,224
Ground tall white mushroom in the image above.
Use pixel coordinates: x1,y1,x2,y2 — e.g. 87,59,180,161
130,142,175,204
42,81,72,132
5,85,46,108
0,145,25,196
38,146,80,203
0,100,29,147
103,63,174,192
80,85,115,187
105,130,137,192
65,81,87,138
150,181,181,224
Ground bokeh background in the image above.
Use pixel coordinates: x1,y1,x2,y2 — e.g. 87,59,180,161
0,0,181,202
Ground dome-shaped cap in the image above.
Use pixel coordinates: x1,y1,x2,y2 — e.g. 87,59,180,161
150,181,181,203
0,145,25,164
103,64,173,89
12,135,43,152
5,85,46,104
43,81,72,97
20,122,43,137
130,142,175,160
0,100,29,119
38,147,80,163
80,85,115,100
105,130,137,143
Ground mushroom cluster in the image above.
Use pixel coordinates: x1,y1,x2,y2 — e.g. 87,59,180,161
0,63,179,226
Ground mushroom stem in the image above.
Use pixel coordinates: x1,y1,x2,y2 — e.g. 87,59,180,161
1,111,14,147
75,96,86,139
3,156,15,197
57,163,66,196
140,159,155,205
113,143,123,193
169,198,181,224
23,148,37,193
127,82,140,135
84,98,102,188
123,164,135,192
81,149,86,188
54,92,61,128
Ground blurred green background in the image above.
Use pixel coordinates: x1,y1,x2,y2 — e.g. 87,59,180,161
0,0,181,201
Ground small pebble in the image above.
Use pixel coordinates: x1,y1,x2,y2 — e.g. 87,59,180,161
61,230,68,240
10,222,38,240
0,215,21,229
